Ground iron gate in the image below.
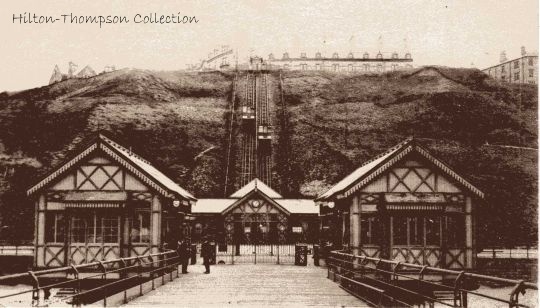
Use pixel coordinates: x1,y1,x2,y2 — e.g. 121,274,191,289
214,244,312,265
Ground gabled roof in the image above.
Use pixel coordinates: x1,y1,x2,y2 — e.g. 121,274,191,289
222,188,290,215
192,198,318,214
230,178,282,198
276,199,318,214
316,138,484,201
192,199,237,213
27,133,196,201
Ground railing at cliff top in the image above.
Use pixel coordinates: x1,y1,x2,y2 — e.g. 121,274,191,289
327,250,537,308
0,250,181,307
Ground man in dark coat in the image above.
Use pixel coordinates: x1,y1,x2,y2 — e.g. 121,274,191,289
201,238,212,274
176,239,190,274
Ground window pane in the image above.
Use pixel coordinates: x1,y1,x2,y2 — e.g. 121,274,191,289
87,214,96,243
393,217,407,245
447,215,465,248
71,216,86,243
426,217,440,246
45,213,55,243
102,215,119,243
361,216,379,245
409,217,424,245
131,211,149,243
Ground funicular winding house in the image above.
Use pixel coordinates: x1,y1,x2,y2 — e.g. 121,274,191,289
27,133,196,269
316,138,484,270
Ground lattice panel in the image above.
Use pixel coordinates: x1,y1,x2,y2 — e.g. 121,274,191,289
69,244,87,265
391,247,441,267
76,165,123,190
446,249,466,269
45,246,65,267
389,167,435,193
359,247,381,267
130,246,150,258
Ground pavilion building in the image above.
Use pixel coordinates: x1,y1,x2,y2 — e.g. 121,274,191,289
316,138,484,270
191,179,319,245
27,133,195,268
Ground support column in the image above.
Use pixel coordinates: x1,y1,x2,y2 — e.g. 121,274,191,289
341,210,348,250
36,194,46,267
465,197,473,269
350,196,360,256
151,195,162,254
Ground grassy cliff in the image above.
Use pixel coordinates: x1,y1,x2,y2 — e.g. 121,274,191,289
0,67,536,246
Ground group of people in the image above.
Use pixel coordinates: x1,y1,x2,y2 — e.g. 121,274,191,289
176,237,213,274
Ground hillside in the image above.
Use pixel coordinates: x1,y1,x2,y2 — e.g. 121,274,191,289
0,67,537,246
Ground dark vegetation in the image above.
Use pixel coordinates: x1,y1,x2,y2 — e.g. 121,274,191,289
0,66,536,247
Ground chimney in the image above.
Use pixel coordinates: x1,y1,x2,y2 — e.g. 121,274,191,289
500,51,507,63
521,46,527,56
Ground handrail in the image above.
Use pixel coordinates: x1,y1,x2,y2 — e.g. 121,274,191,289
327,250,537,308
0,250,181,307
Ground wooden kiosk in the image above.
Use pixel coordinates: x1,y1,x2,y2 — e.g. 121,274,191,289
27,133,196,269
316,138,484,270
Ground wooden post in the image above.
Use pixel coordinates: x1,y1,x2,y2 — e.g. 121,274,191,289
36,194,46,267
465,197,473,269
350,196,360,256
151,195,161,254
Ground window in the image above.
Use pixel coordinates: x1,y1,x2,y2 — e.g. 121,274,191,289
392,217,408,245
364,64,370,72
529,69,534,78
301,64,307,70
528,58,534,66
70,212,120,244
514,72,520,81
392,215,441,247
360,216,379,245
332,52,339,59
376,52,383,59
71,216,87,243
408,217,424,245
292,226,302,233
501,65,505,73
300,52,307,59
363,52,369,59
315,52,322,59
392,52,398,59
348,64,353,72
391,64,398,71
131,211,150,243
514,61,519,69
45,213,65,243
446,215,465,248
282,53,289,60
425,217,441,246
315,64,321,70
405,53,411,59
348,52,354,59
333,64,339,71
377,64,383,72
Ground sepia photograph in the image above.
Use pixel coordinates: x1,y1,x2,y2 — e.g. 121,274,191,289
0,0,538,307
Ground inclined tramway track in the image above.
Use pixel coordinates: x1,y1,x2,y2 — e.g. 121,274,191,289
237,72,273,187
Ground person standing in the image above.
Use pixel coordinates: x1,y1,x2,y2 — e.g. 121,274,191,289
201,238,212,274
176,239,190,274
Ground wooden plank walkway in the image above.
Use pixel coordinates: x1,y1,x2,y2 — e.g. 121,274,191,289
125,264,368,307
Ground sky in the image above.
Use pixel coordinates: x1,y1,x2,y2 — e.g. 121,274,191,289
0,0,538,91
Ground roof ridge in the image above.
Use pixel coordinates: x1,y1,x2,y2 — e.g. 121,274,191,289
355,137,413,169
99,133,152,165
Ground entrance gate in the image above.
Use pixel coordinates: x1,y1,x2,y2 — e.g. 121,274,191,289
215,244,312,265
